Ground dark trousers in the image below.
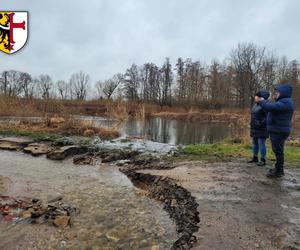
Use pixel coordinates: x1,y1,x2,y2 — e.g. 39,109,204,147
270,133,288,169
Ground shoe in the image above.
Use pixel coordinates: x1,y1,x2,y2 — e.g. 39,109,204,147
266,167,284,178
257,158,266,166
247,156,258,163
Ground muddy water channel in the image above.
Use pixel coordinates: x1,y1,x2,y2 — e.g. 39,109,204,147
0,150,177,249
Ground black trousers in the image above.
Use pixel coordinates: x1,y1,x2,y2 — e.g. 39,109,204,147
270,133,288,169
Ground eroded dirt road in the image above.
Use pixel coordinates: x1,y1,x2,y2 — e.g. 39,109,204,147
140,161,300,250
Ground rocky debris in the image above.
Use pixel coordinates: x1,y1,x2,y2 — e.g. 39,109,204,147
0,137,34,146
23,143,54,156
0,196,76,228
121,170,199,250
73,148,141,164
129,154,158,165
97,149,140,163
73,153,95,165
0,137,34,151
54,137,76,146
47,145,88,160
116,154,174,172
115,159,132,166
53,215,70,228
130,154,173,169
0,196,30,221
0,142,21,151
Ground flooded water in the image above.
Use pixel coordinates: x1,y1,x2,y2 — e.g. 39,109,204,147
80,116,300,145
75,116,247,144
1,115,299,145
121,118,245,145
0,151,177,249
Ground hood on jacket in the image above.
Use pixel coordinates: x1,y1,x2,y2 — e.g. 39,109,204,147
275,83,293,98
256,90,270,99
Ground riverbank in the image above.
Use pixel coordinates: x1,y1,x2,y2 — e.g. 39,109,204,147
180,140,300,167
1,128,300,166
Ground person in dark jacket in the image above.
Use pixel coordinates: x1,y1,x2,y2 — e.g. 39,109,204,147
258,83,295,178
248,90,270,166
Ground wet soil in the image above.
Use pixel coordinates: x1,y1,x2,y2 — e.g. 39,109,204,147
140,161,300,250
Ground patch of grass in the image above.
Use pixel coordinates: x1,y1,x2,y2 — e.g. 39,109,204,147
180,141,300,167
182,142,250,160
0,128,61,141
284,146,300,166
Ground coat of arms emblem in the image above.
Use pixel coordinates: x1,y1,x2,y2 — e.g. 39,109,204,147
0,11,28,54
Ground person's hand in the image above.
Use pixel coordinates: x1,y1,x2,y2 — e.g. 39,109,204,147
254,96,260,102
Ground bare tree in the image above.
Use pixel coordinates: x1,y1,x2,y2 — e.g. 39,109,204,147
261,53,278,92
0,70,23,97
277,56,289,82
56,80,69,99
69,71,90,100
230,42,266,107
36,74,53,99
96,73,123,99
160,57,173,106
139,63,161,104
20,72,34,99
123,64,140,102
175,58,185,103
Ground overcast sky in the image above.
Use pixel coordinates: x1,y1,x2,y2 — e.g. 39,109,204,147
1,0,299,83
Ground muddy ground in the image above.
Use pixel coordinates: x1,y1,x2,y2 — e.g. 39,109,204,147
1,136,300,249
140,161,300,250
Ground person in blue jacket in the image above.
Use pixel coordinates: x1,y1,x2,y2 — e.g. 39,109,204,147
248,90,270,166
258,83,295,178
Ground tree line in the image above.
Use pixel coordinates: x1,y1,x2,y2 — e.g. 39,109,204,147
1,42,299,108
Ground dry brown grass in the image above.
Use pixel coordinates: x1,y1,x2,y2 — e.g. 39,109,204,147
104,99,129,121
0,116,120,140
0,95,72,118
151,109,249,125
60,118,120,139
0,95,41,116
287,138,300,147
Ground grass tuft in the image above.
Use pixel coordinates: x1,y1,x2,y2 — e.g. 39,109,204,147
181,140,300,167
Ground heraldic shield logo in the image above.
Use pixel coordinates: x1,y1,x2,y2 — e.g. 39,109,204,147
0,11,28,54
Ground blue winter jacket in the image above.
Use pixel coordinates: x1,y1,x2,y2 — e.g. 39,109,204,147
250,90,270,138
259,84,295,135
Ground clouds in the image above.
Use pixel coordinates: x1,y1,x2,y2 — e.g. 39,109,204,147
0,0,299,83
